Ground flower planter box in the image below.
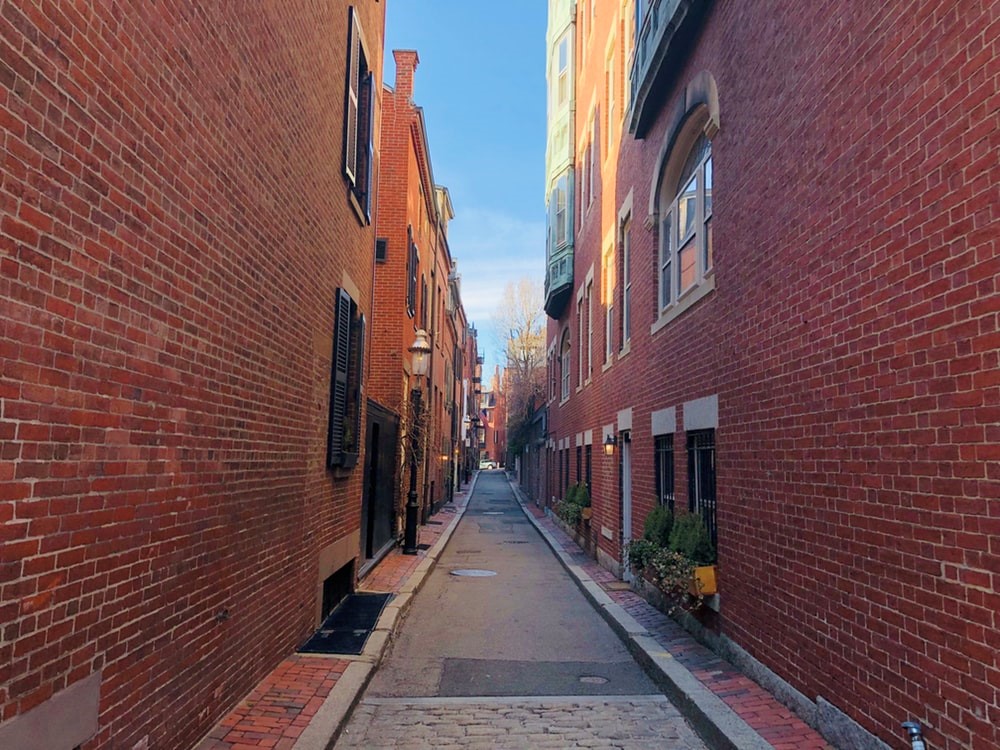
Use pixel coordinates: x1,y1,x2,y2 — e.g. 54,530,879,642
690,565,717,596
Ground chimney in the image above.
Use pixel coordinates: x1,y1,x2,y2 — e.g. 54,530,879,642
393,50,419,102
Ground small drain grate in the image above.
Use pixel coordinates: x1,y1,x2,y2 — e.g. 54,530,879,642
450,569,497,577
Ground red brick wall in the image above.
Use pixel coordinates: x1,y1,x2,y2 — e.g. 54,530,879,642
551,1,999,748
1,2,384,747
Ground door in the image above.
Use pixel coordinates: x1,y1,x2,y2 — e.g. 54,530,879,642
620,432,633,582
361,400,399,562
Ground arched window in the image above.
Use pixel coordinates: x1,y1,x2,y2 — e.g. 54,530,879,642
658,132,713,310
560,328,572,401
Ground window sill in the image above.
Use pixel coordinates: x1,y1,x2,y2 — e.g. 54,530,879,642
650,274,715,336
559,395,571,406
618,341,631,360
602,357,613,373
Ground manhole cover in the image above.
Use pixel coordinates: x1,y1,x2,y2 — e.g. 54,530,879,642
450,569,497,577
579,675,609,685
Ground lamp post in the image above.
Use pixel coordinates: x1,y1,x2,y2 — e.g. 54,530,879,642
404,329,431,555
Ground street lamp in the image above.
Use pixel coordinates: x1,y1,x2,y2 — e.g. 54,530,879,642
603,434,617,456
404,329,431,555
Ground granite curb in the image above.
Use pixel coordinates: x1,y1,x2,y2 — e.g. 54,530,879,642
291,473,477,750
508,479,772,750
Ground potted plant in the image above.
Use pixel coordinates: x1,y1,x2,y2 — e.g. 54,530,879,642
668,513,717,596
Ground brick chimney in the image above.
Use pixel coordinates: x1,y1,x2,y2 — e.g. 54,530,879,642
393,50,419,102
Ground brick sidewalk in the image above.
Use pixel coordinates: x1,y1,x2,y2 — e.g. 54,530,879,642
195,490,470,750
520,501,833,750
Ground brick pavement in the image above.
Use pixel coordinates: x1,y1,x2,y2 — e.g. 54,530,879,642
194,489,470,750
519,501,833,750
337,696,708,750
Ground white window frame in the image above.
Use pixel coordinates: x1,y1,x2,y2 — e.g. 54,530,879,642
621,214,632,348
656,133,714,322
604,251,614,364
560,329,571,402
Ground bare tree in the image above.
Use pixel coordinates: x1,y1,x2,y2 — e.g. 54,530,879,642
492,278,546,457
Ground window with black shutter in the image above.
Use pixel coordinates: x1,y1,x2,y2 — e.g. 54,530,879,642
406,229,417,317
328,289,365,469
344,6,374,223
375,237,388,263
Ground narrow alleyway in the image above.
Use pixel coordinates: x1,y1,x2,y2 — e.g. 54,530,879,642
335,472,707,749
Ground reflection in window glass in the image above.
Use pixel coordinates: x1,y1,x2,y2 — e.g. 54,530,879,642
678,175,697,241
704,157,713,216
679,239,696,292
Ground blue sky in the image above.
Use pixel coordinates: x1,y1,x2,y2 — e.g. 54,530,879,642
384,0,548,378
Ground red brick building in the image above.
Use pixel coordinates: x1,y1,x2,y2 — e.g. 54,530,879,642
545,1,999,748
1,3,384,748
370,51,468,539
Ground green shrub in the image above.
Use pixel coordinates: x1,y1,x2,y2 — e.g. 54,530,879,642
574,482,591,508
563,483,578,507
556,499,582,526
624,538,658,574
642,505,673,548
668,513,716,565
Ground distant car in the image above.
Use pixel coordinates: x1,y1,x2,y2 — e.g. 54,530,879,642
479,460,497,470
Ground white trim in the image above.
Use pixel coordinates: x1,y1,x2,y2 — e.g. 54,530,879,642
584,429,594,446
651,407,676,436
650,273,715,336
617,408,632,432
683,395,718,431
576,432,584,447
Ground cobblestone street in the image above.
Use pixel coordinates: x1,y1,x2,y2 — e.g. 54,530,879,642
337,696,706,749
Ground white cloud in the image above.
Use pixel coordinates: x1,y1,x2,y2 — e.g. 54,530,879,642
447,207,546,373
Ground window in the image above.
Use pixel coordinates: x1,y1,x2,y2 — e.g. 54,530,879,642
328,289,365,468
606,51,616,154
585,444,592,495
557,36,569,105
587,117,601,205
654,435,674,512
420,276,428,330
552,173,570,248
375,237,387,263
344,6,374,222
659,133,713,310
406,229,418,317
620,217,631,346
560,329,571,400
586,279,593,381
604,252,614,362
687,429,717,547
577,295,585,387
576,446,582,484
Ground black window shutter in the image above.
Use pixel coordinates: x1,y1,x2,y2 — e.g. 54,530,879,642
328,289,352,467
375,238,387,263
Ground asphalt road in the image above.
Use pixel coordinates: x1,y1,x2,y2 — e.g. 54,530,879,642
336,472,708,749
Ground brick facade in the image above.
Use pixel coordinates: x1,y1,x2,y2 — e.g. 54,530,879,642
372,51,466,529
1,2,384,748
547,1,999,748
